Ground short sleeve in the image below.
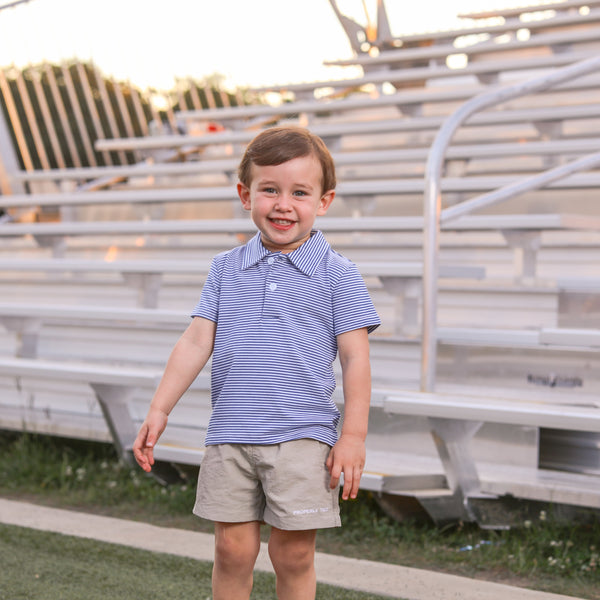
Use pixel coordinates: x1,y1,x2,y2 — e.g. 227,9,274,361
190,255,223,322
332,263,380,336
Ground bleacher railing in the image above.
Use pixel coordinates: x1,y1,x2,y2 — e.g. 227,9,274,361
421,54,600,392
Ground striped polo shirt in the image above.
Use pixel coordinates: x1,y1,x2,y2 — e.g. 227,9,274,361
191,230,380,447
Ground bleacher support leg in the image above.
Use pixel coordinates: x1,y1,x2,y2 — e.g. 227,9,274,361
428,417,484,521
0,317,42,358
501,230,541,280
90,383,139,465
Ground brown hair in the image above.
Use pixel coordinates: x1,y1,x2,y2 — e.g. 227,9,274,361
237,127,336,193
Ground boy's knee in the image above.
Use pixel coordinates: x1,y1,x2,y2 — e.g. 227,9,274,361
268,532,316,576
214,528,260,572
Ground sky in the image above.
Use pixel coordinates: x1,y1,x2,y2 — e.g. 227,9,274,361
0,0,552,90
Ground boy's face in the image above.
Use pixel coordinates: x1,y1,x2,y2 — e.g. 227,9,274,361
237,155,335,254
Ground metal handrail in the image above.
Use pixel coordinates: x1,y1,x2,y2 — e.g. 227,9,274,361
421,54,600,392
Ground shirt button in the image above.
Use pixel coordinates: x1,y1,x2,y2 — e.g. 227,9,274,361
269,283,277,291
267,257,275,265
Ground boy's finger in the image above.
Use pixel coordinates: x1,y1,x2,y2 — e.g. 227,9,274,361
341,470,354,500
138,447,155,472
350,466,362,499
329,463,341,489
146,445,155,467
132,434,147,464
325,450,334,471
340,466,362,500
134,455,150,472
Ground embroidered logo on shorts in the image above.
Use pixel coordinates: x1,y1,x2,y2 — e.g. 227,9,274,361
293,507,330,516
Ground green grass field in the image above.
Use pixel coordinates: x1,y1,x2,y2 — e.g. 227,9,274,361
1,432,599,599
0,524,392,600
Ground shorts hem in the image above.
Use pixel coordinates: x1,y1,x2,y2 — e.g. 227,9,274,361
193,506,261,524
264,515,341,531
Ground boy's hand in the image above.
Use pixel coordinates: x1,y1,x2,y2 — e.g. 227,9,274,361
132,408,168,472
326,434,365,500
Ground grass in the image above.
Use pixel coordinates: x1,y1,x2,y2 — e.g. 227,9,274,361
0,524,389,600
1,431,600,599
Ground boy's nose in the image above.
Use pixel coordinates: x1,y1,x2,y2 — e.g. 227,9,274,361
274,194,292,210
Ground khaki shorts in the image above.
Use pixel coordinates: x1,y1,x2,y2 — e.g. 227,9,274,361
193,439,341,530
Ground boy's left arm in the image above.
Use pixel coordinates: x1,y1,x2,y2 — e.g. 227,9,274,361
326,326,371,500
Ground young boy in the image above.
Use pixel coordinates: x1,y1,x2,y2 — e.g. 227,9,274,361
133,126,380,600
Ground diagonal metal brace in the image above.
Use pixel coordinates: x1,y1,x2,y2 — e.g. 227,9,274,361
428,417,484,521
90,383,139,465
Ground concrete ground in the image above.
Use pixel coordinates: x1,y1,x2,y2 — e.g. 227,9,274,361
0,498,585,600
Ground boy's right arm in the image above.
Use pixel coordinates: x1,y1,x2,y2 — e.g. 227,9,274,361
133,316,216,472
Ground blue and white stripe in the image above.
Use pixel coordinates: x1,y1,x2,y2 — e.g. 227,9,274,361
191,230,380,447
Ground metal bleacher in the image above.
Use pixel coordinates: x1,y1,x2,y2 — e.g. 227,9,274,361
1,0,600,526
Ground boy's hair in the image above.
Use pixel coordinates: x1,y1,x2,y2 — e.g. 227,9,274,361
238,127,336,193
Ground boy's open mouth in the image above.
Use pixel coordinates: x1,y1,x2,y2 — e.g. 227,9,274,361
270,218,295,229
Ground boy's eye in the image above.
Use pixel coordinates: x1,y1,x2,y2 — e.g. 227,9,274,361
293,190,307,197
262,187,277,194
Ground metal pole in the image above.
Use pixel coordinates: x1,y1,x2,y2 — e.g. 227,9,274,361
75,62,111,165
0,68,34,172
128,83,150,138
0,90,25,194
43,62,82,168
61,63,97,166
30,67,65,169
0,0,34,11
14,69,51,170
0,0,38,184
93,66,128,165
441,151,600,224
421,54,600,393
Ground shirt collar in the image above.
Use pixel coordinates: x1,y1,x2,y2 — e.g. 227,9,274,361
241,230,330,276
241,232,270,270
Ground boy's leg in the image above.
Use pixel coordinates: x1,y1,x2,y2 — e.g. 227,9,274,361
213,520,261,600
268,527,317,600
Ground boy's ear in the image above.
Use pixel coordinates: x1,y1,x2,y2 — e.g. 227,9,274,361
237,182,251,211
317,190,335,216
